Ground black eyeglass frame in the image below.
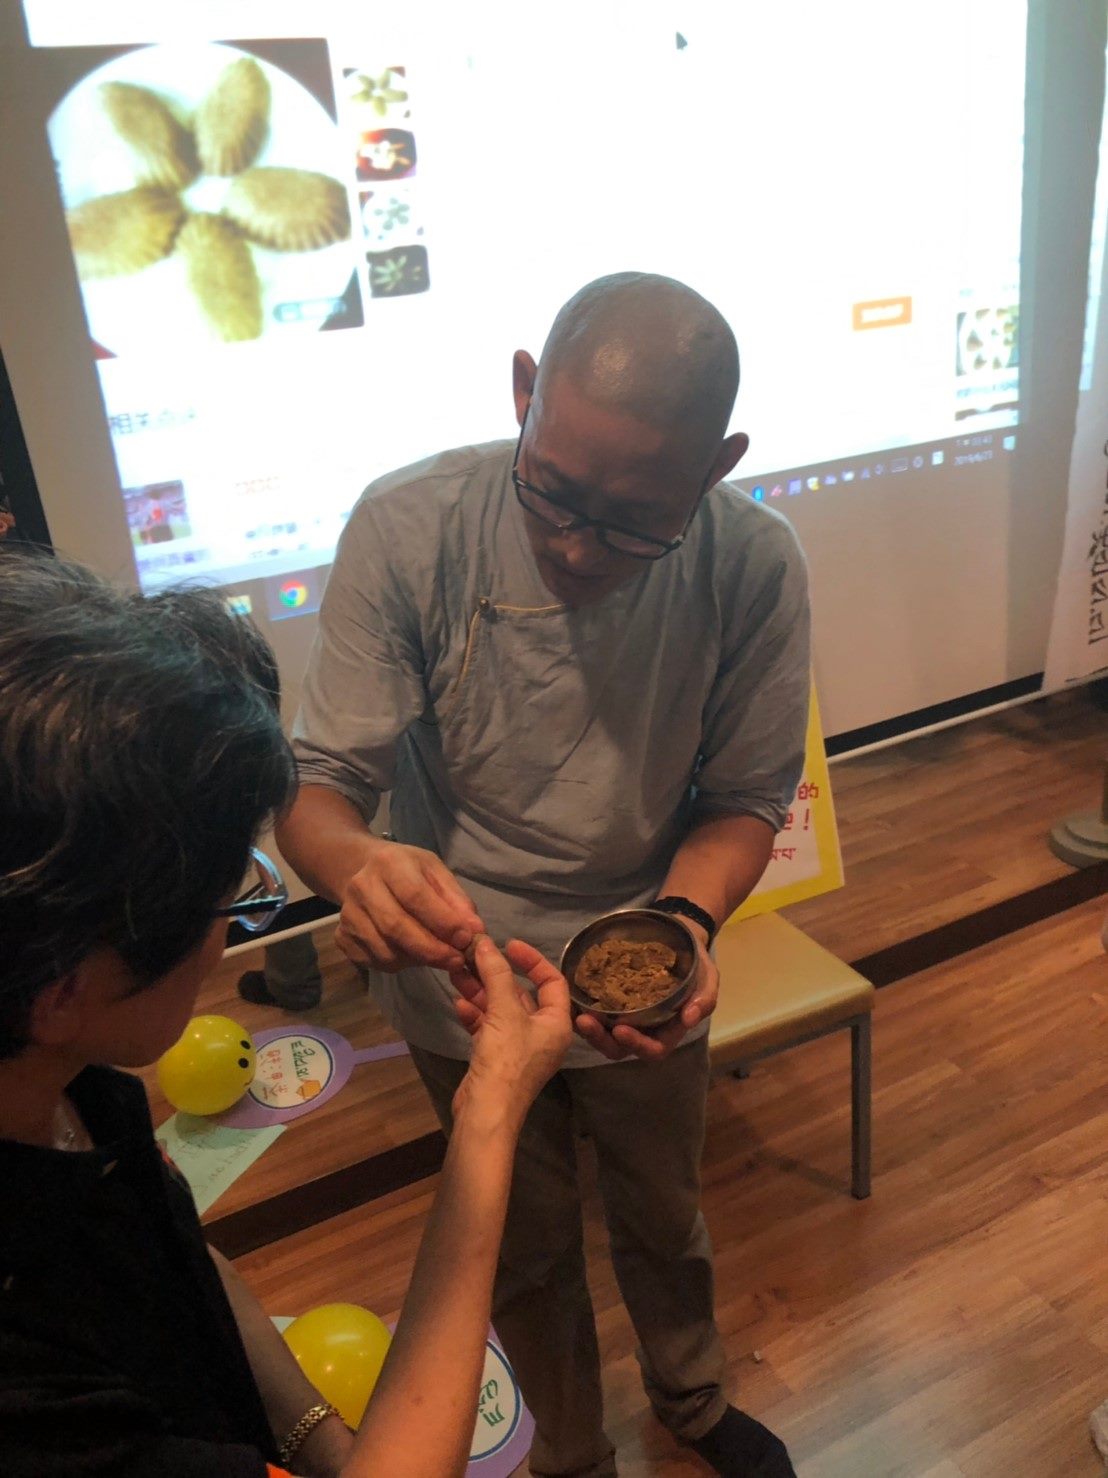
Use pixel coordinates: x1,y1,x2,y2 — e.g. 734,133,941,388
212,846,289,934
510,407,708,562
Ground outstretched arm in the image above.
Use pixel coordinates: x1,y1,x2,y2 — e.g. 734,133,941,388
348,937,571,1477
214,937,569,1478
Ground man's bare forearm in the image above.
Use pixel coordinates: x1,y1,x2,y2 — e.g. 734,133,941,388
659,811,776,929
276,784,384,903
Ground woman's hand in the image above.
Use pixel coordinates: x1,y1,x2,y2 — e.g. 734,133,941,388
450,937,572,1126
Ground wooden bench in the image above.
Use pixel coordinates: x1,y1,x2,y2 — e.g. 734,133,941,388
708,913,874,1199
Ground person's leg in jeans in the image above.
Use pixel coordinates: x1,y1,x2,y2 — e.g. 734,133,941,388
409,1044,617,1478
568,1037,727,1441
238,931,323,1010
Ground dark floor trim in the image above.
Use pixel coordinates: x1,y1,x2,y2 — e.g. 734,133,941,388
851,859,1108,987
217,861,1108,1256
826,673,1044,756
207,1130,446,1259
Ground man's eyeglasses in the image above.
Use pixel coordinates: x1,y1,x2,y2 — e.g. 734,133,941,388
510,411,701,561
213,847,288,934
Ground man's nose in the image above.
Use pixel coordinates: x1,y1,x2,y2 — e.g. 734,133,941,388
556,525,609,570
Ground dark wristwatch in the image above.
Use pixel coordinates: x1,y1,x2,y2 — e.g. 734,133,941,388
651,895,718,945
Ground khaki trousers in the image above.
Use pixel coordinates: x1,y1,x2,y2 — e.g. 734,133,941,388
409,1036,727,1478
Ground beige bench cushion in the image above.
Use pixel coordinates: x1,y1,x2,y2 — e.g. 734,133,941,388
708,912,874,1067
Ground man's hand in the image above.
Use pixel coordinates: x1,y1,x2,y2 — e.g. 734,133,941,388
573,924,719,1062
334,839,485,973
450,937,573,1127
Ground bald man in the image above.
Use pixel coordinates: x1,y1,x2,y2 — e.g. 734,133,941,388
280,274,808,1478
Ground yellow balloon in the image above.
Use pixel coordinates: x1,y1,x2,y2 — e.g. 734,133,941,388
156,1014,256,1116
283,1303,393,1429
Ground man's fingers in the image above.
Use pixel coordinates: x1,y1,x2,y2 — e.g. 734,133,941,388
573,1012,632,1061
360,876,467,968
351,859,471,963
335,914,404,971
420,857,485,942
612,1019,685,1060
682,958,720,1028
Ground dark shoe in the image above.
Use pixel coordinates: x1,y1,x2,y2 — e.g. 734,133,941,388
686,1406,797,1477
236,970,320,1012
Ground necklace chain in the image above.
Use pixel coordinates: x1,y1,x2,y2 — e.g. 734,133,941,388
53,1102,81,1151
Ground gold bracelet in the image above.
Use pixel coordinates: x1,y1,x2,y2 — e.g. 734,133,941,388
278,1401,341,1465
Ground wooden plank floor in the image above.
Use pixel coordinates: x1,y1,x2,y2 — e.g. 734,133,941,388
143,955,438,1221
785,685,1108,958
236,894,1108,1477
133,686,1108,1226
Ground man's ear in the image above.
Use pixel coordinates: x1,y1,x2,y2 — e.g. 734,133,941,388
512,350,537,426
708,430,750,488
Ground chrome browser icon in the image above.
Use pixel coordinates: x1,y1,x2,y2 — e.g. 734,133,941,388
279,580,309,609
265,567,325,622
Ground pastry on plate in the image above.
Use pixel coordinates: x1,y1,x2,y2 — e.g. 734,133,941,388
177,213,263,341
67,186,186,278
222,166,351,251
194,56,271,176
99,81,198,190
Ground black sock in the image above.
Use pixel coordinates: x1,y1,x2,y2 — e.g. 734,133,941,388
688,1406,797,1478
237,970,276,1005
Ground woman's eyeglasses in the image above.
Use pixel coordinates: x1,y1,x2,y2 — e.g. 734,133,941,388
212,847,288,934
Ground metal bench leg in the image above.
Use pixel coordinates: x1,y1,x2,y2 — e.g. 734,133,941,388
851,1014,872,1199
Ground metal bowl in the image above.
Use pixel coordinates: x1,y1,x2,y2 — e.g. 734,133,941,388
560,907,699,1032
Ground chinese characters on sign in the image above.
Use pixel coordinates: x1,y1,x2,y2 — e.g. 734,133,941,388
467,1337,528,1466
769,783,818,863
478,1379,506,1430
249,1035,334,1109
1087,454,1108,646
730,689,844,922
109,407,197,435
1043,161,1108,691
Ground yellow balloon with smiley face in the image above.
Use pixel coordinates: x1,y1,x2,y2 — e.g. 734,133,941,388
157,1014,256,1115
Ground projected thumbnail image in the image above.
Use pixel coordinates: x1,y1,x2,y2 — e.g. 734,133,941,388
366,245,430,298
358,187,423,247
123,479,192,546
355,128,417,183
956,303,1020,377
343,66,411,125
339,62,428,299
954,301,1019,421
49,40,364,353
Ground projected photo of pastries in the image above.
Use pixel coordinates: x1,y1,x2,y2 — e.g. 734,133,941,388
48,42,363,354
356,128,417,183
955,304,1019,378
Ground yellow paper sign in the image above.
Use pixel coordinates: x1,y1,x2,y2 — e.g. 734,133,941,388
728,685,843,923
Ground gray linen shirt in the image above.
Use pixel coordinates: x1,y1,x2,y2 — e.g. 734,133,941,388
293,440,811,1067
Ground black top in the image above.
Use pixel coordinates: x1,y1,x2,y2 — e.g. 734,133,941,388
0,1065,282,1476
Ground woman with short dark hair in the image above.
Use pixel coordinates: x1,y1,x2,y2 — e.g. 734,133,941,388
0,548,571,1477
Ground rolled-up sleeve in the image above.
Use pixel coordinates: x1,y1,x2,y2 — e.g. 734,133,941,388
695,520,811,831
292,501,427,824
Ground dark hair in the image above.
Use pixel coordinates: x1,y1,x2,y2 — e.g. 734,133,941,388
0,547,296,1058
